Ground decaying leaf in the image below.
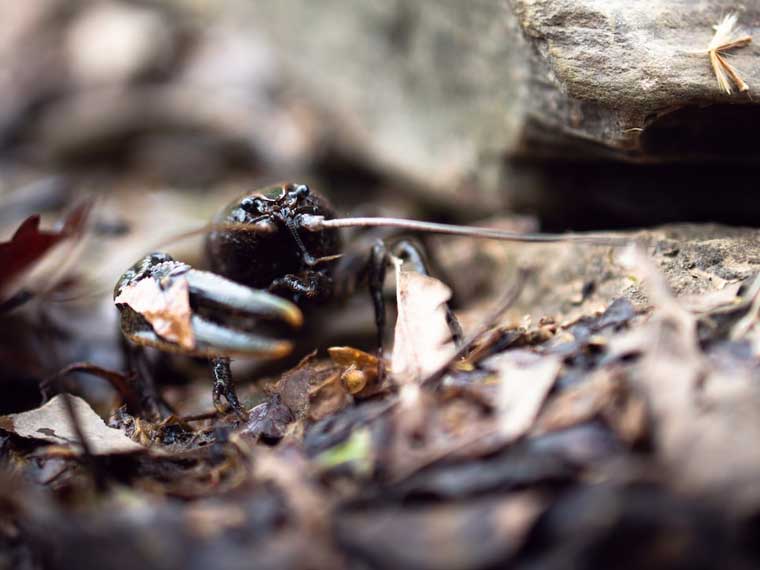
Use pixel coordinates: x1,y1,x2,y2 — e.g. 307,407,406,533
238,396,295,443
114,276,195,350
620,246,760,508
619,246,704,399
0,395,145,455
485,350,561,442
729,275,760,355
536,369,648,445
391,263,456,384
308,372,351,422
275,351,343,422
335,493,543,569
314,427,373,476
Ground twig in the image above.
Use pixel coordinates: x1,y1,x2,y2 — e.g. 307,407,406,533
57,388,107,492
180,410,220,422
41,362,142,414
421,268,531,389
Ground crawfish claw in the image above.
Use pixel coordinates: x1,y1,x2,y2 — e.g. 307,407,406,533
115,253,302,359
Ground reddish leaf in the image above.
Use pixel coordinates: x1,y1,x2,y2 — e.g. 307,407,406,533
0,200,94,297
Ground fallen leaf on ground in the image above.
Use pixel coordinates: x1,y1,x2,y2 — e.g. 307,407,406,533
390,262,457,438
0,395,145,455
335,493,543,569
114,276,195,349
485,350,561,442
238,396,294,443
536,369,648,445
314,427,373,476
0,199,94,298
308,372,351,422
391,264,456,384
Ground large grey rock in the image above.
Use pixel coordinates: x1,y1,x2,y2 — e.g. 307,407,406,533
510,0,760,160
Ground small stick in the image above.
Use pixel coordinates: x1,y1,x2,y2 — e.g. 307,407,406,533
42,362,142,414
421,267,531,389
180,410,220,422
58,388,107,492
300,216,629,246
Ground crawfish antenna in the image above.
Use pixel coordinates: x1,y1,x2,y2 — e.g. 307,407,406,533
300,215,630,246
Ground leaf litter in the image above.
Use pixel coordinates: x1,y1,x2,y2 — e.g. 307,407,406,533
8,232,760,569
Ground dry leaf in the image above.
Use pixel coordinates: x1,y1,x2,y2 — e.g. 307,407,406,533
308,372,351,422
0,395,145,455
328,346,381,396
485,350,561,442
391,264,456,384
536,369,648,445
729,275,760,354
114,276,195,350
0,199,94,299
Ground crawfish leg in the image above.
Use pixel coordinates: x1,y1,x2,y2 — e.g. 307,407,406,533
210,357,247,419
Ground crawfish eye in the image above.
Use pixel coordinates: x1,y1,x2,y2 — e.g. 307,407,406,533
240,196,267,213
286,184,310,204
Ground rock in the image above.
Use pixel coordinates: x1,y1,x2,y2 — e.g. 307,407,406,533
441,223,760,322
510,0,759,160
243,1,760,213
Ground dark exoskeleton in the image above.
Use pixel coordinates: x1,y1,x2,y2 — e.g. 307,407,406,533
114,183,461,417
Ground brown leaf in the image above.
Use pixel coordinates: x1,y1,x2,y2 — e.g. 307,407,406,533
114,276,195,350
274,351,340,421
0,395,145,455
335,493,543,569
485,350,561,442
536,369,649,445
391,266,456,384
328,346,382,397
308,372,351,422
